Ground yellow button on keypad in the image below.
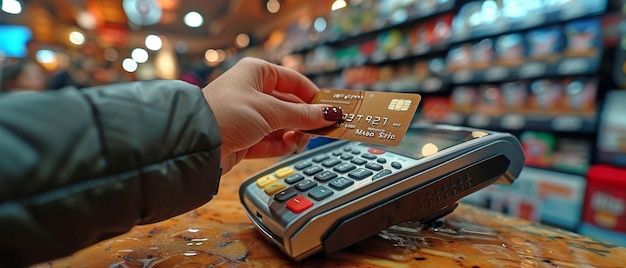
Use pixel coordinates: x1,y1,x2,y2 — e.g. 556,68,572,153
264,181,286,195
256,175,276,188
275,166,295,178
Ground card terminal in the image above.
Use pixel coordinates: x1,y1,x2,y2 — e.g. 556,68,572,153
239,124,525,261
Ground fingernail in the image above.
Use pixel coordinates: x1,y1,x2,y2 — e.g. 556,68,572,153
322,107,343,121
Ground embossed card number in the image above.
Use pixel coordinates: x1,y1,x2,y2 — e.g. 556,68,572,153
305,88,421,146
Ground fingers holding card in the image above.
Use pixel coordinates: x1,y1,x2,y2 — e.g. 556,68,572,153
304,88,421,146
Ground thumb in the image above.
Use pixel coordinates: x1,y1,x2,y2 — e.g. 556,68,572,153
267,103,343,131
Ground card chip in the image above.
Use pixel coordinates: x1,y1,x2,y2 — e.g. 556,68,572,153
388,99,412,111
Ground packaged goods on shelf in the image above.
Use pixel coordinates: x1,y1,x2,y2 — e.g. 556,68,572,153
580,165,626,246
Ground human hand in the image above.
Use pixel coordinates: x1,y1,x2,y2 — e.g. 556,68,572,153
202,57,342,174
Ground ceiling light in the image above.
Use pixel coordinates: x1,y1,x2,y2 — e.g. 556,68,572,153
331,0,347,11
205,49,218,62
36,50,56,64
2,0,22,14
145,34,163,51
235,33,250,48
184,11,203,28
266,0,280,13
122,58,138,72
216,49,226,62
131,48,149,63
123,0,162,26
69,31,86,46
313,17,327,32
77,10,96,30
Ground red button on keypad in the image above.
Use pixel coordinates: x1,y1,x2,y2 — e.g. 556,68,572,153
368,148,385,154
286,196,313,213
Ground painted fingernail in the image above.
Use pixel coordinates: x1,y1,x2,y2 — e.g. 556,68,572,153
322,107,343,121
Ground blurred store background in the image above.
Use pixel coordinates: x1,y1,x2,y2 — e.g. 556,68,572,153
1,0,626,246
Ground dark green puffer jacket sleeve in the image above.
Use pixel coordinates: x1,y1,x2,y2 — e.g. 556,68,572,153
0,80,222,267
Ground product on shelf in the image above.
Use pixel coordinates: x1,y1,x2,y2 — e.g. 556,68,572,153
495,33,526,67
409,22,429,54
597,90,626,167
371,29,406,62
551,138,592,174
580,165,626,246
446,43,473,72
387,62,412,92
366,65,386,91
563,17,601,58
526,26,564,63
425,12,454,45
559,0,608,20
476,84,503,115
451,1,483,40
521,131,556,168
501,81,528,112
530,79,564,113
305,46,336,73
520,130,592,174
471,38,495,70
359,40,377,64
341,65,379,90
451,86,477,113
412,0,444,16
417,96,451,123
563,77,597,114
463,167,587,231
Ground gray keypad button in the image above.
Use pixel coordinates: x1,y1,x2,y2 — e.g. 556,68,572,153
274,187,298,202
348,168,373,180
340,154,353,160
361,153,376,160
334,163,357,173
321,158,341,168
294,161,312,170
303,166,323,176
391,162,402,169
350,158,367,165
284,173,305,184
328,177,354,190
314,170,338,182
365,162,384,171
295,180,317,191
312,155,330,163
308,186,334,201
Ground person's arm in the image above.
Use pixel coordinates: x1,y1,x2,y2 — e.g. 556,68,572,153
0,80,222,267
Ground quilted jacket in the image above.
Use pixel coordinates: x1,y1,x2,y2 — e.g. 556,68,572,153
0,80,222,267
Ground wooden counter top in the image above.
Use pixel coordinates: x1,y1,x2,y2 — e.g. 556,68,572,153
35,158,626,267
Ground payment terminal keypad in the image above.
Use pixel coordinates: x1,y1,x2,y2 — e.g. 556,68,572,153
252,145,405,214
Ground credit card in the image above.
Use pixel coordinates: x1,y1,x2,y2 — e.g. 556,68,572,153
305,88,421,146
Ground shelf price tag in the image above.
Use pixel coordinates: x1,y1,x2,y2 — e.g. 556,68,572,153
551,116,584,132
500,114,526,130
467,114,491,128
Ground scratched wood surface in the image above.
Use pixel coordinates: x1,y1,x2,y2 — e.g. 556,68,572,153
34,158,626,268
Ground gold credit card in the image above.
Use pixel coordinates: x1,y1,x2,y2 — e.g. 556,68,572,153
305,88,421,146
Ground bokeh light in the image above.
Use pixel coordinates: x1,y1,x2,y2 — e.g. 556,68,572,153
69,31,86,46
122,58,138,72
131,48,149,63
184,11,203,27
145,34,163,51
